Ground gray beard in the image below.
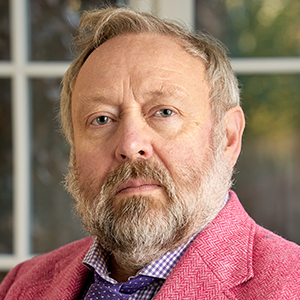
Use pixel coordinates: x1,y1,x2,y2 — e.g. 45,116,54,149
65,146,232,270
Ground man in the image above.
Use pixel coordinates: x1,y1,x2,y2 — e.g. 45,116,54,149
1,6,300,300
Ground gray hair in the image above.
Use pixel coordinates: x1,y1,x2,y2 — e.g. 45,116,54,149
60,6,240,146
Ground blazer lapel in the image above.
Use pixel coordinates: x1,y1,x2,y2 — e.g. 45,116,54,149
50,251,92,300
20,239,93,300
154,191,255,300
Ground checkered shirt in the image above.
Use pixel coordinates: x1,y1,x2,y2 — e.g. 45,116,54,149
82,236,195,300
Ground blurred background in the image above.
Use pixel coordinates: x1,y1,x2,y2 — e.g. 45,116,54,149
0,0,300,282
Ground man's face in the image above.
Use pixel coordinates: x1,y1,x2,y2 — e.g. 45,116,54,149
68,33,232,268
72,33,213,199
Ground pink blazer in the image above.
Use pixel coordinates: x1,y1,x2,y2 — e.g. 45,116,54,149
1,191,300,299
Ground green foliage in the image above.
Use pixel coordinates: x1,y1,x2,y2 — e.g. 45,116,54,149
239,75,300,139
196,0,300,57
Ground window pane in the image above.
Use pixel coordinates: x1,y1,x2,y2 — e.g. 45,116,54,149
0,0,10,60
29,0,124,61
31,78,85,254
0,79,13,254
195,0,300,57
234,75,300,243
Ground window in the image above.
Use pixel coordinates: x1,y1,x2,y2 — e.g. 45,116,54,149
1,0,300,280
195,0,300,242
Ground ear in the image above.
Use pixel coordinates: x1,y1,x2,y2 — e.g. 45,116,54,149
223,106,245,167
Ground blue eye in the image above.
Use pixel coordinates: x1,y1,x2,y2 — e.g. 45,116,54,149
156,109,174,117
92,116,111,125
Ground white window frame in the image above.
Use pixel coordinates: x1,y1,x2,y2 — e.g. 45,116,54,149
0,0,300,273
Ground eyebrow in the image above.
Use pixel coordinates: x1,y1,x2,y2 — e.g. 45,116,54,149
77,89,118,106
144,84,189,102
77,84,189,107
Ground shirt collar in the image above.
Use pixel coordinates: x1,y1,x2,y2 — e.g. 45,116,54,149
83,234,196,283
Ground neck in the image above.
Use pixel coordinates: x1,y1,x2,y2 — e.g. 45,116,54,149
109,255,140,283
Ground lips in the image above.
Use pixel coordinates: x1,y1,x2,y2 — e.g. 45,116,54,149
116,178,161,195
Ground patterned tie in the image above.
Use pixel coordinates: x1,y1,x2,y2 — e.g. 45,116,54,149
84,273,158,300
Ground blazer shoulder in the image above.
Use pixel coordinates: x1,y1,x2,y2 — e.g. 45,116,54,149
253,224,300,274
0,237,93,299
19,236,93,275
231,224,300,299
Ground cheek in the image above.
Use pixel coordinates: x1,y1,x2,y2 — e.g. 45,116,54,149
157,141,200,176
157,130,212,181
74,144,113,188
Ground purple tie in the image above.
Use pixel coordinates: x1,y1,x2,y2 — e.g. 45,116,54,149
84,273,159,300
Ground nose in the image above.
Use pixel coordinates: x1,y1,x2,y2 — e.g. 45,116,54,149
115,117,153,162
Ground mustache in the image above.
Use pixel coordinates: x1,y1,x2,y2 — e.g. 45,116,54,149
99,159,175,200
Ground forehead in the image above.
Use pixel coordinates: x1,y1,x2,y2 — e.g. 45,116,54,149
73,33,209,106
91,33,199,66
78,33,206,77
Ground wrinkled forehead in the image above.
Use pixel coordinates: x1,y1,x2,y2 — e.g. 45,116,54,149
77,33,207,85
73,33,210,108
89,32,197,63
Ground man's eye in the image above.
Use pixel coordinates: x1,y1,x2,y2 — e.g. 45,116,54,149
92,116,111,125
156,109,174,118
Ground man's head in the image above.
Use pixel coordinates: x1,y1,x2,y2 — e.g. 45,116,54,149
61,7,245,270
61,6,241,147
